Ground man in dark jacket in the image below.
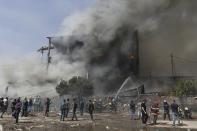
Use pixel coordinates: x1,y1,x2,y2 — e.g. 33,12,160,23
88,100,95,120
72,99,78,121
65,99,70,118
15,98,22,123
163,100,170,120
141,100,148,124
0,98,4,118
45,98,51,117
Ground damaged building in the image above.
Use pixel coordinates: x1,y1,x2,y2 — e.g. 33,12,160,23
39,0,197,96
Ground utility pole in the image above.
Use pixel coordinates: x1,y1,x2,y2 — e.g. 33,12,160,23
171,53,176,78
46,37,52,70
38,37,54,71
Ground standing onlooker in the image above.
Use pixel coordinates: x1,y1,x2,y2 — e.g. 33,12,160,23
11,99,17,113
88,100,95,120
0,98,4,118
65,99,70,118
72,99,78,121
60,99,66,121
171,100,180,126
21,98,28,117
112,99,117,113
15,98,22,124
129,100,136,120
163,100,170,120
1,97,9,118
150,102,159,125
28,98,33,113
80,100,85,116
141,100,148,124
45,98,51,117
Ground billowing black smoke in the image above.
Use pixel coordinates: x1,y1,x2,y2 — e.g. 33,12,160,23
50,0,181,94
52,27,138,93
3,0,197,97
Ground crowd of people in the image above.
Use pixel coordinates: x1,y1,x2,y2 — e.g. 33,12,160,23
0,96,96,124
0,96,193,126
59,98,95,121
128,99,193,126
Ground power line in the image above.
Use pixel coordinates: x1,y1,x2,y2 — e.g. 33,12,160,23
174,56,197,64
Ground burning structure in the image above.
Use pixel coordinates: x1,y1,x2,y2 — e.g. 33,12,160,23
37,0,197,96
1,0,197,97
49,29,139,93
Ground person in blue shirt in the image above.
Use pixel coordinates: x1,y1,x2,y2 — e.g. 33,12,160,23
171,100,180,126
60,99,66,121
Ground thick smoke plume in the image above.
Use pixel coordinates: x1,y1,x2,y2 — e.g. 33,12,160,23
54,0,185,93
1,0,197,96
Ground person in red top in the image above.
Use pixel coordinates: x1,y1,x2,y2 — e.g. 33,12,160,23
151,102,159,125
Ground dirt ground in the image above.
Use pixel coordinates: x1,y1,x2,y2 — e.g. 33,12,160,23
0,112,196,131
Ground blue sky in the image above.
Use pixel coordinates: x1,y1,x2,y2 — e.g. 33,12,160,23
0,0,95,58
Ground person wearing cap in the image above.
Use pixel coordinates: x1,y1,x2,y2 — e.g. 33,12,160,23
163,100,170,120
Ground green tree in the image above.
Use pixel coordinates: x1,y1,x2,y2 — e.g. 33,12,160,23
174,80,197,97
56,76,94,97
56,79,69,96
